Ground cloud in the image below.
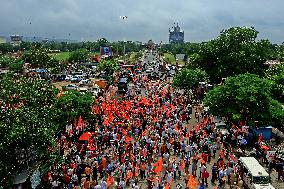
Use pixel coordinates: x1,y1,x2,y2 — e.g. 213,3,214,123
0,0,283,43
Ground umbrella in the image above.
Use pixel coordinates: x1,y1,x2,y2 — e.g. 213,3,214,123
79,132,93,141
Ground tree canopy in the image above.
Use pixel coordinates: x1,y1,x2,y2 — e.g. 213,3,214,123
204,73,284,125
173,68,208,91
266,62,284,103
55,90,94,123
192,27,274,83
0,75,60,184
22,44,54,68
96,60,119,84
68,48,89,63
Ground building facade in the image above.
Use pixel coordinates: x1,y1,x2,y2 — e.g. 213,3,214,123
169,23,184,44
10,35,23,46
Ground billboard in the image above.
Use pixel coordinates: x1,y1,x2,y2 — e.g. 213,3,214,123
100,46,112,57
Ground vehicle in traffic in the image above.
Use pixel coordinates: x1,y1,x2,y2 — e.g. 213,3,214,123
71,75,84,82
118,77,128,93
54,74,67,81
214,117,229,135
78,87,88,93
238,157,275,189
65,75,73,81
65,84,78,90
146,67,154,73
91,85,100,97
79,79,92,86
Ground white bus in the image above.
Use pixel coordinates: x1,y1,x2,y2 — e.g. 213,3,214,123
238,157,275,189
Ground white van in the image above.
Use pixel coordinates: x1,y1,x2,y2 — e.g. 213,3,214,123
238,157,275,189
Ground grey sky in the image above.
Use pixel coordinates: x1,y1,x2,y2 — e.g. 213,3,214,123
0,0,283,43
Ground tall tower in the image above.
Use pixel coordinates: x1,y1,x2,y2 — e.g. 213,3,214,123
169,23,184,44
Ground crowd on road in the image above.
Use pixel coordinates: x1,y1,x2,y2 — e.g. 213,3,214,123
39,57,283,189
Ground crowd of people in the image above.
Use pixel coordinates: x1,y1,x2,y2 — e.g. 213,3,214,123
39,67,281,189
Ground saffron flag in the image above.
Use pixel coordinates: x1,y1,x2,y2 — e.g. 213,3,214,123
153,157,163,173
187,174,196,189
164,179,173,189
106,174,113,187
125,136,132,143
180,160,185,171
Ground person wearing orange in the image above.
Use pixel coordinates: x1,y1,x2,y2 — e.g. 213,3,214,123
101,156,107,169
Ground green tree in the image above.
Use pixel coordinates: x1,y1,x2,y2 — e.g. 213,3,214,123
0,43,13,54
276,43,284,62
266,62,284,103
22,44,52,68
8,59,24,73
0,55,14,68
192,27,274,83
173,68,208,91
97,59,119,76
68,48,89,63
204,73,284,125
0,75,59,186
55,90,94,123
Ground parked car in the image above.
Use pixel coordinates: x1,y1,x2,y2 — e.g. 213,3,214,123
214,117,229,135
91,85,100,96
78,87,88,93
65,75,73,81
71,75,84,82
146,68,154,73
79,79,92,86
65,84,78,90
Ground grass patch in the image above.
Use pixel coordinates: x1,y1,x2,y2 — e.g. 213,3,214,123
163,53,176,64
163,53,185,65
49,52,70,61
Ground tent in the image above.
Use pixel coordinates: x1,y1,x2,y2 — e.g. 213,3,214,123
79,132,94,141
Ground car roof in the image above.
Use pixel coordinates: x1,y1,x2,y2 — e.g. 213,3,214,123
119,77,128,83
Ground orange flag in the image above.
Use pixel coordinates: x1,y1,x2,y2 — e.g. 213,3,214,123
153,157,163,173
126,170,133,181
164,179,173,189
121,129,128,136
125,136,132,143
106,174,113,187
187,174,197,189
180,160,185,171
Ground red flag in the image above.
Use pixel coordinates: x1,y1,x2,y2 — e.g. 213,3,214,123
106,174,113,187
73,117,77,129
258,133,263,145
77,115,84,130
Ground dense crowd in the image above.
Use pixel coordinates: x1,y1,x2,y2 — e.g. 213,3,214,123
39,70,283,189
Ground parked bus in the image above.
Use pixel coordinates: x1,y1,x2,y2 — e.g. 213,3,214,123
238,157,275,189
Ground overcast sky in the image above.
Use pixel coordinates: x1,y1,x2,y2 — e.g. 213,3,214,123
0,0,283,43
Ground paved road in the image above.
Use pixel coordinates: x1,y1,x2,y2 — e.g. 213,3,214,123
125,51,282,189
